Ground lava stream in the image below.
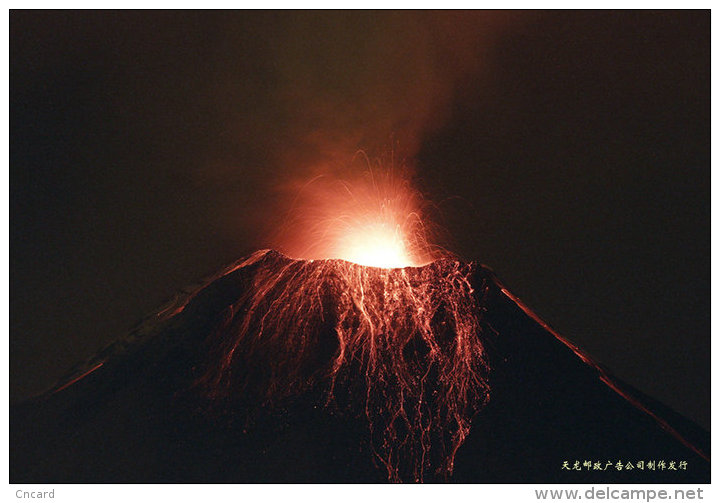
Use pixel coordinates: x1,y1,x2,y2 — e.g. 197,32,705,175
197,251,491,482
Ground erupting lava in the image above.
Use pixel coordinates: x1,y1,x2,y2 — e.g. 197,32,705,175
196,166,489,481
276,165,441,268
336,221,413,268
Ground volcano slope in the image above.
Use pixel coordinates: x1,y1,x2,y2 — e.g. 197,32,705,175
11,250,710,483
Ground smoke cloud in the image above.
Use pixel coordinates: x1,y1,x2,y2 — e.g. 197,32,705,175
191,11,529,247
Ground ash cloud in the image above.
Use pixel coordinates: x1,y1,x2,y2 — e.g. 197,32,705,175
192,12,530,245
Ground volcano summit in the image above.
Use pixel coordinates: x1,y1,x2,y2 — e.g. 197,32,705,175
11,250,710,483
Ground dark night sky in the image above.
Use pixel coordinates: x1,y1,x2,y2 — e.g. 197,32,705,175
10,11,709,429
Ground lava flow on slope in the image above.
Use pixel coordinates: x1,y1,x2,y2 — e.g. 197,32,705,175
195,251,491,482
191,169,493,481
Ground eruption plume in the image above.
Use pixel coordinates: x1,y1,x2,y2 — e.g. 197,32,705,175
273,159,443,268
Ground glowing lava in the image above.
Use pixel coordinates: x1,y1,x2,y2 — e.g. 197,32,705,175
336,222,412,268
194,165,489,482
195,254,490,482
275,164,441,268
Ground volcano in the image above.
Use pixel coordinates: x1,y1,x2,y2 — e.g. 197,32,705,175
10,250,710,483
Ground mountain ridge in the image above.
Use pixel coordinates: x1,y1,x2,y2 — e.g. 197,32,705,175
11,250,710,483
